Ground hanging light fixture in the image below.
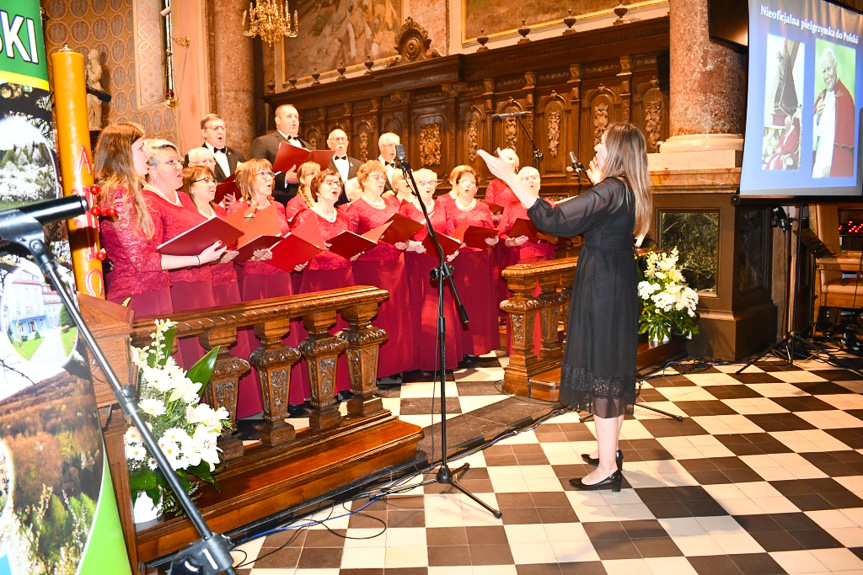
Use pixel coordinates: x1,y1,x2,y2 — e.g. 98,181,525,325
242,1,299,45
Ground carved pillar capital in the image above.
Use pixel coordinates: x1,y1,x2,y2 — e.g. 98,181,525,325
299,310,347,432
249,319,300,445
340,303,387,417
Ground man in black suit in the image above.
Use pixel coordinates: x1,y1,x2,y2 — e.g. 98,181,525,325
377,132,400,192
327,128,360,205
249,104,312,205
189,113,245,182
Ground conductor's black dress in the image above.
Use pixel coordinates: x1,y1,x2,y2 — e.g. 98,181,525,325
526,176,638,418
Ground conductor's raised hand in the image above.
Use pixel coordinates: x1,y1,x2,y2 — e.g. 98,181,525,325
478,149,514,182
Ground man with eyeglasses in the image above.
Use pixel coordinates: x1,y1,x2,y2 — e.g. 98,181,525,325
326,128,360,205
250,104,312,205
186,113,245,182
377,132,400,191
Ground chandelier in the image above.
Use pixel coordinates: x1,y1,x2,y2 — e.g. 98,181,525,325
242,0,299,45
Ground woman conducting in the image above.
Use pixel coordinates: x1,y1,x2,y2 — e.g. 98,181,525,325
479,123,652,492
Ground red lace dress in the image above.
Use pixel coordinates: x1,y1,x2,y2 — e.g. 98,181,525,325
399,200,463,371
99,185,172,316
498,199,557,356
144,189,217,368
486,178,520,310
449,199,499,357
346,195,414,378
209,204,242,305
292,208,356,395
485,179,519,211
227,199,298,416
284,193,312,224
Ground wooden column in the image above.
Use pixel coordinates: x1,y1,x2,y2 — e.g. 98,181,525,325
249,319,300,445
198,327,248,460
537,273,564,362
298,310,347,432
500,277,541,396
341,303,387,417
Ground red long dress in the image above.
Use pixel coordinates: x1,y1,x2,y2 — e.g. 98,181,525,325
292,208,356,395
100,185,173,316
346,195,414,378
209,204,243,305
486,178,520,313
498,199,557,355
227,200,299,416
399,199,464,371
144,189,217,368
449,199,499,357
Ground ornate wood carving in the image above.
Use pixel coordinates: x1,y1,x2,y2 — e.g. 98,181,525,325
390,17,441,66
420,122,442,166
298,310,348,432
547,111,560,158
250,319,299,446
340,303,387,417
198,326,248,460
642,79,664,153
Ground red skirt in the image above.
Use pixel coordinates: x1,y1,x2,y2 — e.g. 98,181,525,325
112,289,172,319
170,280,217,369
352,256,414,378
406,252,463,371
453,250,499,357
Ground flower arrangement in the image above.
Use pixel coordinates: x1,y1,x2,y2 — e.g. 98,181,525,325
637,247,700,343
124,319,231,516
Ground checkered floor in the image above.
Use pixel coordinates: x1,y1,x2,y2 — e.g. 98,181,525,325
228,348,863,575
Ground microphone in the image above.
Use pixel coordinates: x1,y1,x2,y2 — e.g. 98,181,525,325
86,86,112,103
491,111,530,120
395,144,409,168
0,196,89,241
566,152,588,178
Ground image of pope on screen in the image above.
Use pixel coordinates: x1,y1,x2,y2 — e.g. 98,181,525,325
812,41,856,178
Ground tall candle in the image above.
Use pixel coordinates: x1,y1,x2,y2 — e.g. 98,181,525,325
50,46,104,297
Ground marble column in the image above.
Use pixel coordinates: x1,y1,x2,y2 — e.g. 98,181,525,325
653,0,746,168
212,0,256,156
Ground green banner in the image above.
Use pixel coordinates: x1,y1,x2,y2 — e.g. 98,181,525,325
0,3,48,90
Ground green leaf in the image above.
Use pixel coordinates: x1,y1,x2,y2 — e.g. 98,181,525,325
129,467,158,492
157,328,177,367
188,346,220,397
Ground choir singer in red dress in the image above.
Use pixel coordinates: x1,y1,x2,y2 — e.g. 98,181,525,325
95,124,224,317
346,161,414,380
447,165,500,361
398,168,463,372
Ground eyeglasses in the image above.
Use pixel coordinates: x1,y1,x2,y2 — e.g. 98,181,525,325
193,177,217,184
329,136,347,142
256,171,275,179
322,178,341,186
205,125,226,132
417,180,437,187
367,173,387,181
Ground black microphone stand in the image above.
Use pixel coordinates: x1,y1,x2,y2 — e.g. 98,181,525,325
0,204,237,575
396,147,501,519
513,115,543,169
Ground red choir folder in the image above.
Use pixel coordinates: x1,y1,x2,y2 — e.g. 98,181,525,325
326,221,392,260
233,235,282,264
214,173,238,204
508,217,540,243
224,203,283,263
265,215,326,272
272,143,335,174
422,232,461,259
481,199,504,214
453,218,497,249
379,213,425,245
156,216,244,257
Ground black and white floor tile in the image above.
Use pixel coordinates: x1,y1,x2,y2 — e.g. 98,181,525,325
229,350,863,574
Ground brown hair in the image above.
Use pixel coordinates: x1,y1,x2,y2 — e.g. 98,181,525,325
94,123,155,239
181,166,217,209
599,123,652,239
309,169,341,202
357,160,386,191
449,165,477,186
235,158,272,203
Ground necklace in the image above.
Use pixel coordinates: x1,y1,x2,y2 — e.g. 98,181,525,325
364,195,386,209
145,183,182,206
455,197,476,211
313,204,337,223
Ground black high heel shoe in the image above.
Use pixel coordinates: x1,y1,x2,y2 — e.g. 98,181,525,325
581,449,623,470
569,470,622,492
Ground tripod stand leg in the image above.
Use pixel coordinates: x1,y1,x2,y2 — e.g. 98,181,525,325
634,402,683,421
437,464,502,518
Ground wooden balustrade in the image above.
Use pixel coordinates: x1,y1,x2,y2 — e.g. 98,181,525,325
82,286,422,575
500,258,578,400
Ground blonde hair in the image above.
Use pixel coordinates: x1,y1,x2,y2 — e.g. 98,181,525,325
449,165,477,185
357,160,386,191
94,123,156,239
236,158,272,203
599,123,652,239
297,161,321,205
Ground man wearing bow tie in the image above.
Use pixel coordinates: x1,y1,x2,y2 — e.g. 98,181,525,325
327,128,360,204
188,113,245,182
377,132,400,192
250,104,312,204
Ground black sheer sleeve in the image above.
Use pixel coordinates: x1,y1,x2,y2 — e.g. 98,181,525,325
526,178,627,238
